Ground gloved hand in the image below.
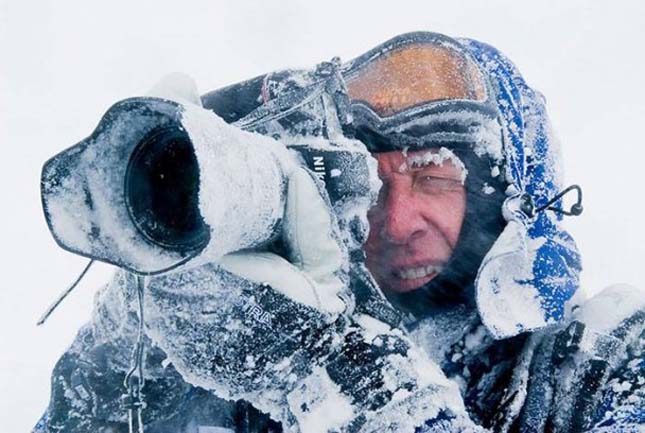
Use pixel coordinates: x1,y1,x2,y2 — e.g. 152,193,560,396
142,74,478,433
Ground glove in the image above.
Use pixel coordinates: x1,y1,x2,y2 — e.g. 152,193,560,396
140,74,478,433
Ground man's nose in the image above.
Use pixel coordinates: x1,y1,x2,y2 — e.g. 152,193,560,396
380,187,428,245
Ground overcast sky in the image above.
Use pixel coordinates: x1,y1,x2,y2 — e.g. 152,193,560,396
2,1,644,432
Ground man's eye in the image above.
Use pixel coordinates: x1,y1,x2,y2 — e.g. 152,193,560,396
414,175,463,194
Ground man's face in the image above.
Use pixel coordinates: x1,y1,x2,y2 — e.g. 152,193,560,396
364,149,467,294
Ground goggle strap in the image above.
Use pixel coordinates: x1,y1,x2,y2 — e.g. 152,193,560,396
234,58,350,133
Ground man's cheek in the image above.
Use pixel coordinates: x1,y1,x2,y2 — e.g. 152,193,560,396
364,210,384,252
363,234,383,266
363,236,389,283
430,193,466,247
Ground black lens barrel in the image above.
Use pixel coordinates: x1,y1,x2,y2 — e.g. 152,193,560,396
125,125,209,252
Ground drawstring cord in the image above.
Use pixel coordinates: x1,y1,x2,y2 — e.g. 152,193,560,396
535,184,583,216
520,184,584,218
123,274,147,433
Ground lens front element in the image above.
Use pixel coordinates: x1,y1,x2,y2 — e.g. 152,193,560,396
125,125,208,252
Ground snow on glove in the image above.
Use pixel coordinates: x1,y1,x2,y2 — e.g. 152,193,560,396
143,74,477,433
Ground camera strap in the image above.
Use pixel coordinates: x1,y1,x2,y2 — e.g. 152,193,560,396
36,259,95,326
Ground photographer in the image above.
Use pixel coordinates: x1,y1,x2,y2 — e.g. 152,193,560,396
35,32,643,433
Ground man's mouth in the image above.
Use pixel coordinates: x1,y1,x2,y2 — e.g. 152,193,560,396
395,264,443,280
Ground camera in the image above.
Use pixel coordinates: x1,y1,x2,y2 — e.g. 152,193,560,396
41,96,373,275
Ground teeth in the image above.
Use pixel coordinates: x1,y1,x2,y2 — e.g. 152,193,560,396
397,265,443,280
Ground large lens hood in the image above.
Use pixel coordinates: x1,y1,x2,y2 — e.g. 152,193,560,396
41,97,210,275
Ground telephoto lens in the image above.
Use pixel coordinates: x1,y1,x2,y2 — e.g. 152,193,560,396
41,97,290,275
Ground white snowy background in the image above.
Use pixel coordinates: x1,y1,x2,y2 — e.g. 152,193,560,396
1,1,644,432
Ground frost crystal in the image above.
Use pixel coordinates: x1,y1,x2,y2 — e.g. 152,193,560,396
399,147,469,184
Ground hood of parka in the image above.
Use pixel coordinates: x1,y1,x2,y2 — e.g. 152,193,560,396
459,37,581,338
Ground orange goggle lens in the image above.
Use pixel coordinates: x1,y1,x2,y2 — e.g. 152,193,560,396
345,43,488,117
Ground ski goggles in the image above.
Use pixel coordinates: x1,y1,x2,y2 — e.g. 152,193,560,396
341,32,502,156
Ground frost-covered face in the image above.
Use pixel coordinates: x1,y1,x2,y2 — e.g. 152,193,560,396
364,149,467,294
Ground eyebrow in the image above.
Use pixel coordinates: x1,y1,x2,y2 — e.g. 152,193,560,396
399,148,469,183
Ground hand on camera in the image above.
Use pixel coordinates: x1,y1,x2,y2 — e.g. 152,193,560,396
142,74,476,433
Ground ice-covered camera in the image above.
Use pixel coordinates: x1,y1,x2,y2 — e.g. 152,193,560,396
41,96,375,275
